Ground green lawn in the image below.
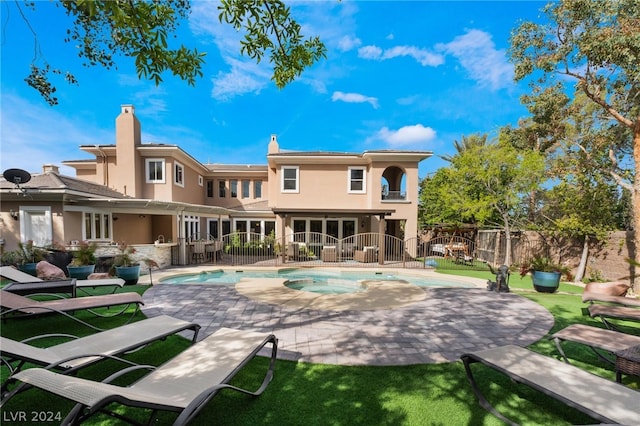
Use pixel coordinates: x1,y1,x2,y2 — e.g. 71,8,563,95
1,274,638,425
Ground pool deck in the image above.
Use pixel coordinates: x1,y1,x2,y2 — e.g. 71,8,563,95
140,266,554,366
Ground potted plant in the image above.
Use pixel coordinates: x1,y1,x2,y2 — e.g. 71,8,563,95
67,241,97,279
520,255,571,293
112,243,141,285
2,241,48,276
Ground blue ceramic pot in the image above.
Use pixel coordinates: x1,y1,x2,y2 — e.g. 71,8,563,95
532,270,561,293
115,265,140,285
19,263,38,277
67,264,96,280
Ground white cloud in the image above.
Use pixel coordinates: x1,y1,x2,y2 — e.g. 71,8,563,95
437,29,514,90
358,45,383,60
337,35,362,52
372,124,437,147
358,44,444,67
210,58,270,101
383,46,444,66
359,45,443,66
332,91,379,109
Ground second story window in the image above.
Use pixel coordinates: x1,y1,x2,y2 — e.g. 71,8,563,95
218,180,226,197
282,166,299,193
254,180,262,199
146,159,165,183
348,167,366,193
174,161,184,187
230,179,238,198
206,180,213,198
242,180,250,198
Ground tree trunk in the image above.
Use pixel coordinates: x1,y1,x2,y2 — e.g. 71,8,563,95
503,212,512,266
632,121,640,293
574,235,589,283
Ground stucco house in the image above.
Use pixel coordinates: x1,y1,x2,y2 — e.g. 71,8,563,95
1,105,431,267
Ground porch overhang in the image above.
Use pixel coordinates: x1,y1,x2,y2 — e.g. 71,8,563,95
67,198,233,216
271,208,395,217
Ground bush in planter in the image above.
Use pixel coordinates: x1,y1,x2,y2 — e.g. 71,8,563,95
111,243,157,285
1,241,48,276
520,255,572,293
67,241,98,279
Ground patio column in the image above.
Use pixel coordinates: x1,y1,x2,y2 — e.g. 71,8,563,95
280,213,287,264
378,214,385,265
178,211,187,265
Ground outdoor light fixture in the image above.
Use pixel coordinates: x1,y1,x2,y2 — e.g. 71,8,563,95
9,209,19,220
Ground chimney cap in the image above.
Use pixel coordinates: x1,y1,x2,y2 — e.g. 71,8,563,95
42,164,60,174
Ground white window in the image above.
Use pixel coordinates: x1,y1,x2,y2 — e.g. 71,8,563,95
348,167,366,193
174,161,184,187
230,179,238,198
242,180,250,198
282,166,299,193
83,212,112,240
254,180,262,199
146,159,165,183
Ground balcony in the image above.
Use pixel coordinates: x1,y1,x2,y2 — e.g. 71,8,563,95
381,190,406,201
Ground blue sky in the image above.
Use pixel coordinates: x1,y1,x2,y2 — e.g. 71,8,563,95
1,1,549,179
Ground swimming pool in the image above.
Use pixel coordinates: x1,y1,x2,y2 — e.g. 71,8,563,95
159,269,475,289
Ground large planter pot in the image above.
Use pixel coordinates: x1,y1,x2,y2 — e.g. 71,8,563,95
18,263,38,277
532,270,561,293
115,265,140,285
67,264,96,280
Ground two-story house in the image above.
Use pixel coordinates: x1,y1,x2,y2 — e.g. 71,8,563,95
1,104,431,266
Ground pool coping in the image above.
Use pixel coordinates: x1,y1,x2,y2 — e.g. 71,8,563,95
146,266,487,312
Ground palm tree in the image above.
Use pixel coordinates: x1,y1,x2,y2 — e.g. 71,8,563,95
439,133,488,162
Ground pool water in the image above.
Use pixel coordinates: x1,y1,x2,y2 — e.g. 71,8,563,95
285,279,366,294
159,269,474,292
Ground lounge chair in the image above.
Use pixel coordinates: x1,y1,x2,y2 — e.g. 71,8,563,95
0,265,125,295
582,291,640,330
461,345,640,425
551,323,640,367
1,315,200,388
1,290,143,330
1,327,278,425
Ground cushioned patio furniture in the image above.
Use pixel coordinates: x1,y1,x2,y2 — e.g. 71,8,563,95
321,246,337,262
582,291,640,331
1,315,200,390
0,266,125,295
354,246,377,263
1,327,278,425
1,290,143,330
551,323,640,368
461,345,640,425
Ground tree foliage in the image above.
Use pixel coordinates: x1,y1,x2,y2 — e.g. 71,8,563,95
509,0,640,280
16,0,326,105
420,137,545,228
218,0,326,89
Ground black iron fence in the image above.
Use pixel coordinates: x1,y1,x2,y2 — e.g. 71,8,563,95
172,232,491,271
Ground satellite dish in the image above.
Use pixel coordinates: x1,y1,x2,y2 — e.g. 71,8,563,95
3,168,32,185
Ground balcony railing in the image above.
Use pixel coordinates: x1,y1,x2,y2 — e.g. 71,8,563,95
381,190,406,201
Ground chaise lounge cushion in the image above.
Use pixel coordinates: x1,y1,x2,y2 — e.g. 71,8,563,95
583,282,630,298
